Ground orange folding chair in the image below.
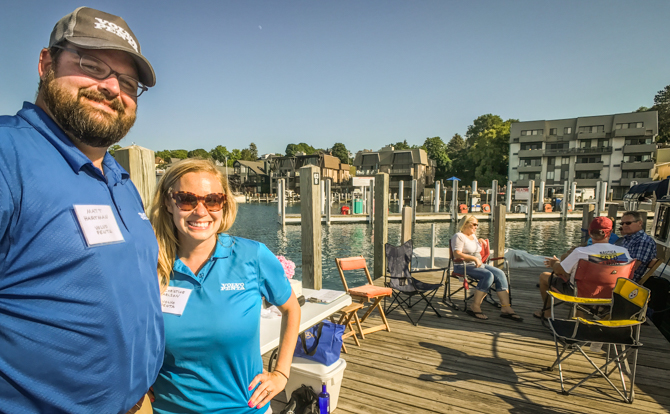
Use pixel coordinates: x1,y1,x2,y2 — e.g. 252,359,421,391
335,256,392,336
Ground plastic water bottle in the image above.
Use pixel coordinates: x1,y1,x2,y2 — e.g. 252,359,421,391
318,384,330,414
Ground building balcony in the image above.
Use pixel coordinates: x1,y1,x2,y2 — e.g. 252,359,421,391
620,177,653,187
515,179,529,187
519,136,545,143
545,135,572,143
575,162,604,171
623,143,656,154
517,165,542,173
574,178,600,186
517,149,544,158
577,131,607,139
614,128,647,138
621,161,654,171
390,167,413,176
576,146,613,155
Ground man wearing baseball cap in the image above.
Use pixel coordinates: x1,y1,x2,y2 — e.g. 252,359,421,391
534,217,633,319
0,7,163,414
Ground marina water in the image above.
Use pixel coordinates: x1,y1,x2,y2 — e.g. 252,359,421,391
228,203,645,290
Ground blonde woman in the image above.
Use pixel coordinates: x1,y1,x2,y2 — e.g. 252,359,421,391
451,214,522,322
149,159,300,413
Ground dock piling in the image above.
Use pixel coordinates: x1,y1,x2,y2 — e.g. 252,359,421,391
398,180,404,210
537,181,545,212
527,180,534,221
600,181,608,213
581,204,595,245
491,180,498,215
325,179,331,225
401,206,412,244
562,181,568,219
505,180,512,212
434,181,440,213
300,165,322,289
411,179,417,224
114,145,155,208
373,173,389,280
493,204,506,264
570,182,577,208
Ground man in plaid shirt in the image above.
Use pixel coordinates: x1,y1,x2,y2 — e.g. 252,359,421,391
619,211,657,282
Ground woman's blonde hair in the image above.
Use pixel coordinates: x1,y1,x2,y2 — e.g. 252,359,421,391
149,158,237,292
458,214,478,233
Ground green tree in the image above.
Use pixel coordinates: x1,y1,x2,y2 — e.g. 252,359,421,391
210,145,230,164
249,143,258,159
652,85,670,143
229,148,242,165
170,149,188,160
422,136,450,180
108,144,122,157
393,140,411,150
240,148,255,161
285,142,316,156
187,148,210,158
465,114,518,185
636,106,650,112
155,149,171,161
331,142,349,164
446,133,465,156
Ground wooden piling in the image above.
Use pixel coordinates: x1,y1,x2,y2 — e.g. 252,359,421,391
607,203,618,228
325,179,331,225
374,172,389,280
114,145,155,209
493,204,506,264
300,165,322,289
411,179,417,223
581,204,595,245
401,206,412,244
526,180,534,221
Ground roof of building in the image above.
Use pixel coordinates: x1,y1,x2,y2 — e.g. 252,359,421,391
234,160,267,176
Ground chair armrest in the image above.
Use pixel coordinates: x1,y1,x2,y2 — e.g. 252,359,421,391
547,291,612,305
488,256,505,262
576,317,642,327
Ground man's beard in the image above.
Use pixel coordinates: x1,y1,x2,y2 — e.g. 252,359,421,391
40,69,136,148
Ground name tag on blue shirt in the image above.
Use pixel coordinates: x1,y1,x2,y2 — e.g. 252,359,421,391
73,205,124,246
161,286,193,315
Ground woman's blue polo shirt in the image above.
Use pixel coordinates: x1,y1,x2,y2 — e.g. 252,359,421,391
153,234,292,414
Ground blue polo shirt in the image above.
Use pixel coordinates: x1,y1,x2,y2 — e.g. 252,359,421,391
153,234,292,414
0,103,164,413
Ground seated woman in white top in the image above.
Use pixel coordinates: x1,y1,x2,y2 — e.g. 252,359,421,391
451,214,522,321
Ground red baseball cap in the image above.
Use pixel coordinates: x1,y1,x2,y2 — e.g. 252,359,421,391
589,216,613,234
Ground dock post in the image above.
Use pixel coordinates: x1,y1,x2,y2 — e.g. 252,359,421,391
581,204,595,246
607,203,618,228
537,181,545,212
570,182,577,208
491,180,498,215
369,180,375,225
401,206,412,244
600,182,608,214
527,180,534,221
430,223,436,269
300,165,322,289
325,179,331,225
506,180,512,212
374,173,389,280
280,179,286,231
639,210,649,231
277,179,281,216
562,181,568,219
493,204,506,265
320,179,325,215
411,179,417,223
434,181,440,213
398,180,404,211
452,179,459,222
114,145,155,208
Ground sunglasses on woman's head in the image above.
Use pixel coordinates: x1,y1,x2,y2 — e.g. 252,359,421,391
171,191,226,212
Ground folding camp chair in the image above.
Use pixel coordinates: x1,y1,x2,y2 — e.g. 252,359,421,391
335,256,392,336
442,238,510,311
546,278,650,403
329,302,365,353
384,240,447,326
541,259,636,322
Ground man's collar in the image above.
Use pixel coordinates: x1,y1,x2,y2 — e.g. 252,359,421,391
17,102,129,184
624,229,645,239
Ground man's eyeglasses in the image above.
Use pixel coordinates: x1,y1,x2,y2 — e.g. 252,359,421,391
621,221,639,226
52,45,148,97
171,191,226,212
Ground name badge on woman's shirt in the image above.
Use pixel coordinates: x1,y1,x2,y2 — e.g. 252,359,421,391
73,205,124,246
161,287,193,315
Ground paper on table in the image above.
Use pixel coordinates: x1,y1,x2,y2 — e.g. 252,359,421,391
305,289,346,304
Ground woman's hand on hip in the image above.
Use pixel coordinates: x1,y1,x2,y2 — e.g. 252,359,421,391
248,370,288,409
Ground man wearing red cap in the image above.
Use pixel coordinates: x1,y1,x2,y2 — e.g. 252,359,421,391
534,217,632,319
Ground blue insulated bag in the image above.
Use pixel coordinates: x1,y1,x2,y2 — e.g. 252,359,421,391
294,320,344,366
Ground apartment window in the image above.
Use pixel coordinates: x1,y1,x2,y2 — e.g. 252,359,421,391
616,122,644,129
562,156,570,165
549,128,557,135
520,158,542,167
625,137,653,145
576,171,600,179
578,125,605,133
579,140,592,148
548,157,556,165
520,142,542,150
521,129,543,136
519,173,526,180
547,171,555,180
623,154,652,162
564,127,572,134
577,156,601,163
528,173,537,180
621,170,650,178
561,169,569,180
598,139,609,147
547,143,567,151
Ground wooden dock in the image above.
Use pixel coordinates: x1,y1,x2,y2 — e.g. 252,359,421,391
266,267,670,413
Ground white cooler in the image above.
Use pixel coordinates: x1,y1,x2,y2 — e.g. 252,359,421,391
284,357,347,411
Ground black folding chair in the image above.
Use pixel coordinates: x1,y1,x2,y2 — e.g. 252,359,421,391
384,240,447,326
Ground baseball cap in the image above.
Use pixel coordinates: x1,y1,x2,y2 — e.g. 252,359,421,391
49,7,155,87
589,216,613,234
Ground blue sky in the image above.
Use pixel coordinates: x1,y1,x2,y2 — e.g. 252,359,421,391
1,1,668,156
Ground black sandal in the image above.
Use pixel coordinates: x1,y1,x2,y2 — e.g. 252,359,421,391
466,309,489,320
501,313,524,322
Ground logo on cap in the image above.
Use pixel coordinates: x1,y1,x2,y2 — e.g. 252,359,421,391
94,17,138,52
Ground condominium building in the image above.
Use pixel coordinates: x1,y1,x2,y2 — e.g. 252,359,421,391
508,111,658,198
